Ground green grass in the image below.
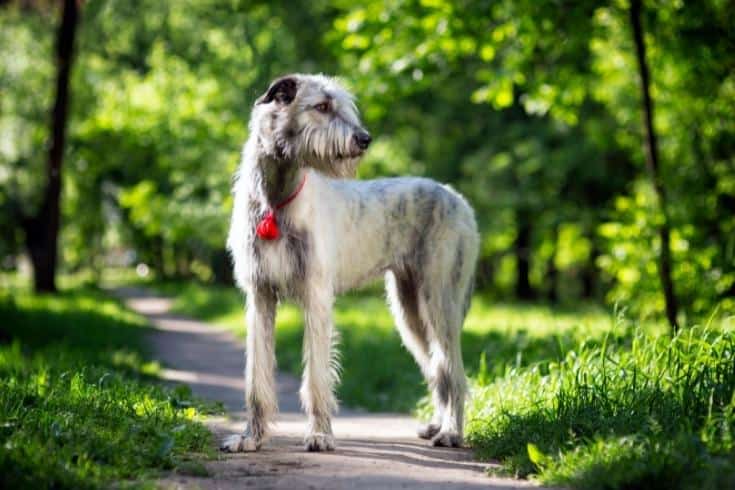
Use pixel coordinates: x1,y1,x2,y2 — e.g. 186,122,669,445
0,286,215,489
464,323,735,489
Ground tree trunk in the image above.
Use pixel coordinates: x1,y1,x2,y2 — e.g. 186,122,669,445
547,224,559,303
629,0,679,332
514,210,535,300
23,0,79,293
475,255,495,291
211,248,234,285
582,239,599,299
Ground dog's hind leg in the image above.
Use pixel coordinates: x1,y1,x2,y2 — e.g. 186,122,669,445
221,285,278,452
420,290,467,448
418,226,477,448
300,286,339,451
385,269,442,440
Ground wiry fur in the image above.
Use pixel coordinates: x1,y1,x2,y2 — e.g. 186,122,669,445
222,74,479,453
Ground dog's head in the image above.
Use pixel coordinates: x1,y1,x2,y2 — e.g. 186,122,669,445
251,74,371,178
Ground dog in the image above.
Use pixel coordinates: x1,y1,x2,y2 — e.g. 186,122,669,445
223,74,479,452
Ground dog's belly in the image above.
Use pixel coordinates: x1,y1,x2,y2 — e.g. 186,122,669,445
332,231,396,293
328,176,470,293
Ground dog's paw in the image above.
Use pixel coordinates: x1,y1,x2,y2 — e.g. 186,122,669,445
431,431,462,448
220,434,259,452
304,432,336,452
417,423,441,440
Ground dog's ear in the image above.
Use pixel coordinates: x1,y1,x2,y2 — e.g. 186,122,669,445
257,76,298,105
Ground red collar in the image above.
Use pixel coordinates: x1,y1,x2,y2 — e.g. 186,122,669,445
274,173,307,211
256,174,307,240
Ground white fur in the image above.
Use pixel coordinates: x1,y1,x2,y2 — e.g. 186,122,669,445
223,74,479,452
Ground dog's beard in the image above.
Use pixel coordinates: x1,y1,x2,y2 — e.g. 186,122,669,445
329,155,360,178
299,154,361,178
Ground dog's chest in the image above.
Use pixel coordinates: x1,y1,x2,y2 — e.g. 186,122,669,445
251,225,310,294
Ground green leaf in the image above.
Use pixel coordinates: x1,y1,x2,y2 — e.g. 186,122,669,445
527,443,547,468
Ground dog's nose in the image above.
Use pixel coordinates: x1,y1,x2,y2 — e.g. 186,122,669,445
354,131,372,150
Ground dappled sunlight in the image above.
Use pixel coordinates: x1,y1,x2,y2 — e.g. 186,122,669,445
158,366,242,391
2,0,734,487
465,298,613,337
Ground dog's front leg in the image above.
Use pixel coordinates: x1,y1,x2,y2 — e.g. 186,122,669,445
221,285,277,452
300,290,338,451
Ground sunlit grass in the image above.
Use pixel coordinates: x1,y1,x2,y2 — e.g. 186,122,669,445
0,284,214,489
464,325,735,489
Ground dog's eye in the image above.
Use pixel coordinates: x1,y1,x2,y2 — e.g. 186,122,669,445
314,102,330,113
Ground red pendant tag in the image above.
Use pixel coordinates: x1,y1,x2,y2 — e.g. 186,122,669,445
256,210,280,240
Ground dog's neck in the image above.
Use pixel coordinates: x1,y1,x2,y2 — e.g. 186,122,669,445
251,153,302,208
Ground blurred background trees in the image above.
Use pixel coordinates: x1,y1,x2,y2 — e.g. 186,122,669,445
1,0,733,326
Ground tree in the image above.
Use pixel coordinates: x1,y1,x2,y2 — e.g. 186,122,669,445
2,0,731,319
629,0,679,332
20,0,79,292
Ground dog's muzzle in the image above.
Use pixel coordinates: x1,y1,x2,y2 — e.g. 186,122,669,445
354,131,372,150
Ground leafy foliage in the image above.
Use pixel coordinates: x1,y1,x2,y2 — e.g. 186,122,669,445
1,0,733,320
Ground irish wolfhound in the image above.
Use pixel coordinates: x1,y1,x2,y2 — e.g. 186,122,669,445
223,74,479,452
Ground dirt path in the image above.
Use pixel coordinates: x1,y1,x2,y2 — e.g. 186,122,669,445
115,287,540,490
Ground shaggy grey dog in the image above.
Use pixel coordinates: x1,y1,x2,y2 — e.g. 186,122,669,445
223,74,479,452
